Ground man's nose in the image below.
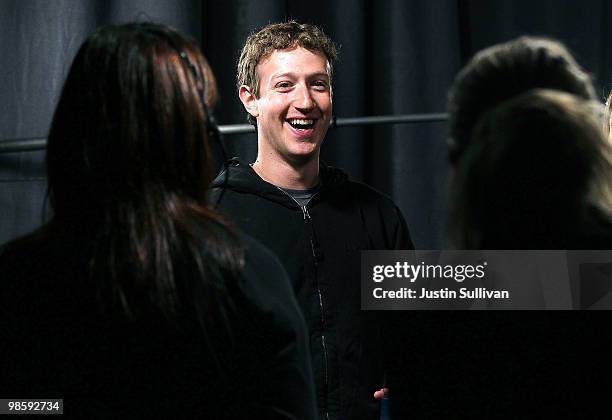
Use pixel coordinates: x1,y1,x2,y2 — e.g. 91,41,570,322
293,84,315,110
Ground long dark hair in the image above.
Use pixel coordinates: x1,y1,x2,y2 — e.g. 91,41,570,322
46,22,243,320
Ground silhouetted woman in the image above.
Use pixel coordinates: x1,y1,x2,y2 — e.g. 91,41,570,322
394,38,612,420
447,36,596,166
449,89,612,248
0,22,316,419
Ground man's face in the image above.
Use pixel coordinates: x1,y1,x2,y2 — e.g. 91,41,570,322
245,46,332,165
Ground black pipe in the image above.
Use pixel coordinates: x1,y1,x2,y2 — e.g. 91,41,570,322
0,112,449,154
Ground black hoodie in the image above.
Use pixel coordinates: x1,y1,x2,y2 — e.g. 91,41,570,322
212,159,414,420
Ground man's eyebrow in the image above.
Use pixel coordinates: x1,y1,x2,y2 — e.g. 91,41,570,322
309,72,330,80
270,72,330,80
270,72,295,80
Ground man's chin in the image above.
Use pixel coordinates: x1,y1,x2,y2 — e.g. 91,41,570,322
285,149,320,166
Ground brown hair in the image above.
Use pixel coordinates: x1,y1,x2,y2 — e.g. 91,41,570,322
447,36,596,165
237,21,338,124
47,22,243,320
448,89,612,249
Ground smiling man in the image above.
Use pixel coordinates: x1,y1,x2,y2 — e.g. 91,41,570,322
212,21,413,420
241,45,330,188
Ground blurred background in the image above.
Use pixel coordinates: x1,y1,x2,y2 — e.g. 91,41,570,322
2,0,612,249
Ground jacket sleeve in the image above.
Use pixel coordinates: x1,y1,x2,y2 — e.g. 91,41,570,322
240,235,318,420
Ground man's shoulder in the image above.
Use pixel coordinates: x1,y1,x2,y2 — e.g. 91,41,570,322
344,179,396,204
325,175,401,215
319,168,414,249
320,162,396,203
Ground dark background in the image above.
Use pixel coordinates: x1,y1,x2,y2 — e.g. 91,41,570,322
3,0,612,249
3,1,612,417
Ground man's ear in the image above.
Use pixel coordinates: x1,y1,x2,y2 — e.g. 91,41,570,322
239,85,259,119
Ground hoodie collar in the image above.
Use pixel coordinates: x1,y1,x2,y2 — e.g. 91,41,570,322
212,157,348,209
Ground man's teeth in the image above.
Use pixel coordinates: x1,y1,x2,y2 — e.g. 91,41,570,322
289,118,314,126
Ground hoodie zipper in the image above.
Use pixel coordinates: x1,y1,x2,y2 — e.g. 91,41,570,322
276,187,329,419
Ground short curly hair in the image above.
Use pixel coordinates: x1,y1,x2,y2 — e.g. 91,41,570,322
237,21,338,125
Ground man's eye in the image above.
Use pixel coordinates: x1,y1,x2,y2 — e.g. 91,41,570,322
312,80,329,90
275,82,292,89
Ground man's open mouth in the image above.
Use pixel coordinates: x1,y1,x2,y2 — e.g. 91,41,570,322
288,118,316,129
